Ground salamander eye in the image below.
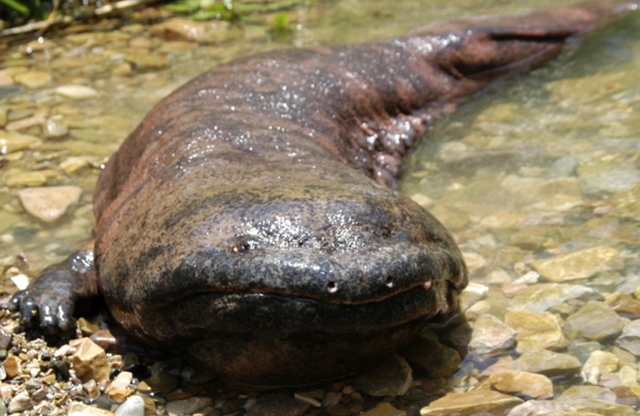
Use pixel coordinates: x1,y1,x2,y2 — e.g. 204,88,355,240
232,237,257,253
327,280,338,293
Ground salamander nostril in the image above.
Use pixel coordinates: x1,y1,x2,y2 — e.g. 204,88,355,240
327,280,338,293
385,276,394,288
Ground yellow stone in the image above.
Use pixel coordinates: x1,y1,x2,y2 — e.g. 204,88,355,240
530,246,622,282
72,338,110,382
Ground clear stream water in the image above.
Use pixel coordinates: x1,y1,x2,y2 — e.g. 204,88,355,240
0,0,639,413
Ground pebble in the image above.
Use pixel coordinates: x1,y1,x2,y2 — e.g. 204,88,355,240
0,130,40,154
125,53,172,70
5,171,48,187
400,337,461,378
361,402,406,416
166,384,205,401
508,349,582,377
72,338,111,382
9,274,29,290
616,319,640,356
563,300,626,341
581,351,620,385
68,402,114,416
13,71,52,88
137,373,178,394
468,314,517,356
114,395,145,416
489,370,553,399
43,118,69,138
18,186,82,223
4,355,21,378
530,246,622,282
605,293,640,318
508,283,593,314
420,389,523,416
55,85,98,99
245,394,310,416
353,354,412,397
149,18,240,44
8,391,33,413
504,309,567,352
458,282,489,311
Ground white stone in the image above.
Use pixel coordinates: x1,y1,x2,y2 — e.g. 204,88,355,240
18,186,82,223
55,85,98,99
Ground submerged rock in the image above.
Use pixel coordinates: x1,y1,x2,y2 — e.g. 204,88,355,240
353,354,412,397
489,370,553,399
616,320,640,356
563,301,626,341
505,309,567,352
420,390,523,416
18,186,82,223
468,314,517,356
508,349,581,377
530,246,622,283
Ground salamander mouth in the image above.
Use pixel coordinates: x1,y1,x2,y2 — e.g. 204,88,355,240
134,281,452,344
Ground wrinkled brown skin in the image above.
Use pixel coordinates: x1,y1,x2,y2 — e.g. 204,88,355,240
10,1,637,387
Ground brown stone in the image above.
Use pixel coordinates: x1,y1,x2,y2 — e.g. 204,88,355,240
420,390,523,416
108,388,134,403
361,402,406,416
4,355,21,378
489,370,554,399
72,338,111,382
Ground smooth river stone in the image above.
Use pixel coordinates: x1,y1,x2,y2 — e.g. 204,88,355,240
0,130,40,154
55,85,98,99
504,309,567,352
149,18,241,44
530,246,622,282
489,370,553,399
563,301,626,341
13,71,51,88
508,283,593,314
468,314,517,356
18,186,82,223
507,349,581,377
420,390,523,416
353,354,412,397
616,320,640,356
581,351,619,385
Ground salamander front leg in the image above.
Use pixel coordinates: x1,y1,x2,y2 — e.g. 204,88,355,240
8,242,98,334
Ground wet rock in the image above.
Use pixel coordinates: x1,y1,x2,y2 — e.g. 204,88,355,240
13,71,51,88
464,299,492,321
18,186,82,223
68,402,114,416
420,389,523,416
125,53,172,70
605,293,640,318
582,351,619,385
0,130,40,154
43,118,69,138
489,370,553,399
166,385,205,401
400,336,461,378
569,341,602,364
500,176,582,210
508,283,593,314
114,395,145,416
8,391,33,413
462,253,490,278
83,379,101,401
362,402,405,416
4,171,48,187
106,372,133,394
563,301,626,341
72,338,111,382
245,394,310,416
458,282,489,311
165,396,213,416
468,314,517,356
5,108,47,131
481,208,523,229
110,388,135,403
508,349,581,377
580,168,640,195
4,355,21,378
150,18,241,44
55,85,98,99
353,354,412,396
0,107,6,127
0,330,11,350
137,373,179,394
505,309,567,352
530,246,622,282
616,320,640,356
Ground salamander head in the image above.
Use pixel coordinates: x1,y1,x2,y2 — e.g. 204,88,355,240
96,172,467,387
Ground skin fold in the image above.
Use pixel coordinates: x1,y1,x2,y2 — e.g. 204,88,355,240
10,1,638,387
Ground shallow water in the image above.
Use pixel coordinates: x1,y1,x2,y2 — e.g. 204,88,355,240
0,0,639,414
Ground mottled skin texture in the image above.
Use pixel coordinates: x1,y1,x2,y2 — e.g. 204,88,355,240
10,1,637,387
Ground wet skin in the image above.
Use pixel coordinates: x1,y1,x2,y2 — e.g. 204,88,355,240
10,1,638,387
